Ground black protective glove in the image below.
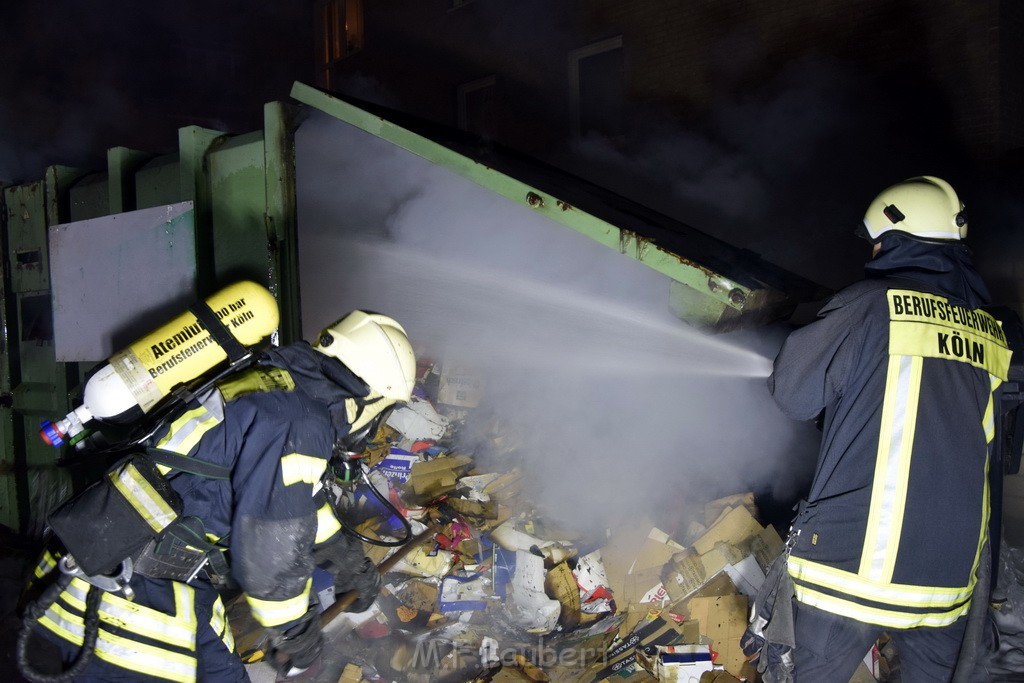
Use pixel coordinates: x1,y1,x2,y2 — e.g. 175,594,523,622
313,532,382,612
267,608,323,678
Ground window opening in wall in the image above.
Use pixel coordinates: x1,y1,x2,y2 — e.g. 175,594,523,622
316,0,365,88
457,76,497,139
569,36,625,139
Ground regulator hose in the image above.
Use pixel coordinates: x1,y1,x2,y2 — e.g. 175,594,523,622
336,465,413,547
17,574,103,683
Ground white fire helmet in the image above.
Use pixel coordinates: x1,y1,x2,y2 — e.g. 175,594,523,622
862,176,967,242
314,310,416,403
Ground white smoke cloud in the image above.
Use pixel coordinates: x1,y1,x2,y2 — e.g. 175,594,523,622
295,110,819,534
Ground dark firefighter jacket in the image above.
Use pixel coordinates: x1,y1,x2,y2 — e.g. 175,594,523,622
769,232,1012,630
32,342,367,682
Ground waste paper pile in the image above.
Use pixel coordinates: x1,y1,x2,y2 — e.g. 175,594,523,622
235,360,884,683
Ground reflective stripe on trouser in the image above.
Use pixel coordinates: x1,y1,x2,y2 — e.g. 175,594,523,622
245,577,313,627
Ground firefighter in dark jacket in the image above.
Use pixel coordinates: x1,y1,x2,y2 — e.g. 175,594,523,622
769,177,1011,682
22,310,417,682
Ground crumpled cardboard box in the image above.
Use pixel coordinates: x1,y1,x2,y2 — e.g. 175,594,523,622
703,493,758,527
404,454,474,500
437,362,485,408
605,527,685,608
691,505,763,555
688,594,750,679
586,613,699,682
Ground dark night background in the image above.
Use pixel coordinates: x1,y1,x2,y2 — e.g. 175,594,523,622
2,0,1023,305
2,3,1024,679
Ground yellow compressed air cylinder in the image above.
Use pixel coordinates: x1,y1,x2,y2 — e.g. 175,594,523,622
101,280,280,416
40,282,280,447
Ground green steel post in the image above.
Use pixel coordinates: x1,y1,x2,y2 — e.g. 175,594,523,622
264,101,302,344
179,126,225,295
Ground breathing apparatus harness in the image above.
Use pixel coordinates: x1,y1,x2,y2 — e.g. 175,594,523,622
19,302,413,681
17,301,256,683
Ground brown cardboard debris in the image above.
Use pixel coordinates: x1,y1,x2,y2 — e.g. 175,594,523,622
483,468,524,500
405,454,474,500
354,519,397,566
547,562,583,630
618,528,686,606
378,580,446,629
487,655,552,679
687,595,749,678
848,661,879,683
662,542,746,604
437,363,485,408
586,614,697,682
661,549,706,603
750,524,786,571
361,425,401,469
396,578,442,613
338,662,365,682
703,493,758,527
672,573,738,618
445,496,498,519
699,671,743,683
599,521,654,607
691,505,764,555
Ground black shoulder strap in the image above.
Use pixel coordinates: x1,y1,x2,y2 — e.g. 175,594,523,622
145,447,231,480
189,300,248,364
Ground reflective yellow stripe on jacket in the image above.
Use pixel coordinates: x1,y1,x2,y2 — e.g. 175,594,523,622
39,580,198,683
791,581,971,629
155,391,226,473
315,502,342,544
790,555,973,628
280,453,328,487
32,549,58,580
58,578,196,650
859,353,922,582
210,594,235,653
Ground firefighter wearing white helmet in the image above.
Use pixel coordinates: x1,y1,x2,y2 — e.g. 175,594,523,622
315,310,416,402
861,175,968,242
315,311,416,454
25,308,415,681
749,177,1011,682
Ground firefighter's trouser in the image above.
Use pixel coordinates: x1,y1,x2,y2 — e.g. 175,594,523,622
33,575,247,683
793,601,968,683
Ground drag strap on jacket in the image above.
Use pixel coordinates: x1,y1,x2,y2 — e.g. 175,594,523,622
742,550,796,683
